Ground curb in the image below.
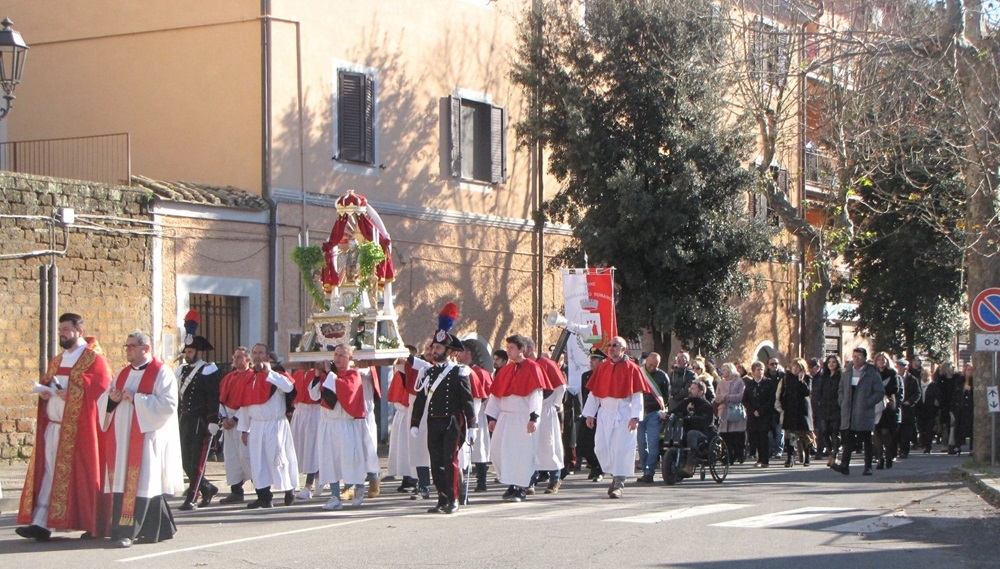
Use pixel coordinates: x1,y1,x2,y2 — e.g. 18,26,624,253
953,466,1000,508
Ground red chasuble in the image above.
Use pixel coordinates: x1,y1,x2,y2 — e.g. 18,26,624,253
292,369,320,406
470,366,492,399
490,359,546,398
386,370,410,406
219,369,253,410
321,368,366,419
19,338,113,537
587,357,651,399
535,357,566,390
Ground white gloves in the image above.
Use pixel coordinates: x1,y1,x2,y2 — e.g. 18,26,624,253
410,426,419,438
208,423,220,436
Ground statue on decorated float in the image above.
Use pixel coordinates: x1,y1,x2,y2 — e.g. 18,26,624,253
291,190,407,363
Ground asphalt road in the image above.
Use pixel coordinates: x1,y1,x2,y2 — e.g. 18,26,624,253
2,452,998,568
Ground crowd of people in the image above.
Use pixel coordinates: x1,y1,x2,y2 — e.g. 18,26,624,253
13,310,977,549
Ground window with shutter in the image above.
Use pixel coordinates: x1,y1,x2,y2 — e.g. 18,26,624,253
447,94,507,185
337,70,375,165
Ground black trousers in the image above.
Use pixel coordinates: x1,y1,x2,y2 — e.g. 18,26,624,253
179,415,213,499
840,430,874,468
426,416,462,504
748,430,770,465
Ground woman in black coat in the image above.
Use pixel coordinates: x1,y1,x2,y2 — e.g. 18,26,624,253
777,358,813,467
950,364,975,454
813,355,842,464
874,352,900,469
743,361,776,467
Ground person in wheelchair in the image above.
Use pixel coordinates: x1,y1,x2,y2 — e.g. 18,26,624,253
667,380,716,476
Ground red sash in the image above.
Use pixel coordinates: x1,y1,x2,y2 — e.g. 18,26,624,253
111,359,162,528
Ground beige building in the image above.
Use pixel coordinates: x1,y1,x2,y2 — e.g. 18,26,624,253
1,0,806,461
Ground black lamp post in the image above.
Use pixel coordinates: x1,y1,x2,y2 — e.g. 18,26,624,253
0,17,29,121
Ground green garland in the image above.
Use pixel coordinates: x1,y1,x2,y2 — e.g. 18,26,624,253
291,245,327,311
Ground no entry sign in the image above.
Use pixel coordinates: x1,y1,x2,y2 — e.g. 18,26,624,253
972,288,1000,333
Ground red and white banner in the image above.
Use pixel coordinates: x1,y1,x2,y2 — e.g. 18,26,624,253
561,267,617,394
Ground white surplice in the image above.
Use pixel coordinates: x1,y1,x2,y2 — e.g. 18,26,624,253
470,397,491,464
535,384,567,471
360,368,380,476
219,400,253,487
311,372,367,486
235,371,298,492
290,401,321,474
582,392,644,477
485,389,542,488
386,401,412,477
98,365,184,498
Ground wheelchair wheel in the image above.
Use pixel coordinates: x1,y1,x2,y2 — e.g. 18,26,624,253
709,436,729,483
661,448,681,485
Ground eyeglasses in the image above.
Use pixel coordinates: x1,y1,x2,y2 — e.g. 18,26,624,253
123,343,140,350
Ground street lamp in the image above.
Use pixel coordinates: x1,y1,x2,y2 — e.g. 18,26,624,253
0,17,29,121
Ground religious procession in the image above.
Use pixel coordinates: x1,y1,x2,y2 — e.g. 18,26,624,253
11,191,974,549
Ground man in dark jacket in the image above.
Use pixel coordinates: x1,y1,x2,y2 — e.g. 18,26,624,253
897,359,920,458
832,347,885,476
669,380,714,476
636,353,669,483
743,361,777,467
667,351,697,409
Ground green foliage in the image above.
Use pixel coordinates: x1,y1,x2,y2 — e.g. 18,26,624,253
842,49,967,360
291,245,327,311
513,0,775,354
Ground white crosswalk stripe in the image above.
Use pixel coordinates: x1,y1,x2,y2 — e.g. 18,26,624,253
712,507,854,528
608,503,750,524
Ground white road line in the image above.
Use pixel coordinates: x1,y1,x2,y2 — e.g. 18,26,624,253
712,507,855,528
510,503,633,521
116,518,378,563
822,512,912,534
608,503,751,524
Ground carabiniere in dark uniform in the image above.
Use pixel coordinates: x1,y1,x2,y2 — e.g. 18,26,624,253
177,335,222,510
411,332,477,514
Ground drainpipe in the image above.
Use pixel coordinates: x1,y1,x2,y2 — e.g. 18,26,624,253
262,0,278,348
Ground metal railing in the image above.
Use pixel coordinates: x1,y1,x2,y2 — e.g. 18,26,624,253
804,148,837,190
0,132,131,186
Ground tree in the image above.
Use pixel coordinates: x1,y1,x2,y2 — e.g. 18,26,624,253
512,0,776,356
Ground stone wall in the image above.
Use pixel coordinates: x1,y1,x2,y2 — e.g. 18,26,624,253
0,172,153,463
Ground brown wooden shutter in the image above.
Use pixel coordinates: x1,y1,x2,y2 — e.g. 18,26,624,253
490,104,506,184
338,70,373,164
449,95,462,178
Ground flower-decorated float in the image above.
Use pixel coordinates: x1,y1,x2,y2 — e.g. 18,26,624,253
290,190,408,364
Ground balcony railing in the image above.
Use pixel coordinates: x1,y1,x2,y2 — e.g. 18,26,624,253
0,133,131,186
804,148,837,190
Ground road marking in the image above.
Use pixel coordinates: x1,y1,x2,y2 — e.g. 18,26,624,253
712,507,854,528
116,518,377,562
822,512,912,534
608,503,750,524
510,503,633,521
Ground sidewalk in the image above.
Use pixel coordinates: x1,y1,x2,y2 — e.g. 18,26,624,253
954,460,1000,507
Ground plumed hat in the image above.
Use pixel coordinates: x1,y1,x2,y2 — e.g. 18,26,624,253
185,335,214,352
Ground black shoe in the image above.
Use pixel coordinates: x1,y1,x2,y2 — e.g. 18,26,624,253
396,483,416,493
199,485,219,507
509,489,527,503
179,499,197,511
220,493,245,504
862,467,873,476
886,459,893,469
474,483,488,492
501,486,515,501
831,463,850,475
284,491,295,506
426,502,445,514
15,525,51,541
113,537,133,549
246,499,273,509
636,474,654,483
79,532,94,540
443,501,459,514
876,460,885,470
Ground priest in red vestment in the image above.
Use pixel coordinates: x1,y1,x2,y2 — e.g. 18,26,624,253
17,313,113,542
